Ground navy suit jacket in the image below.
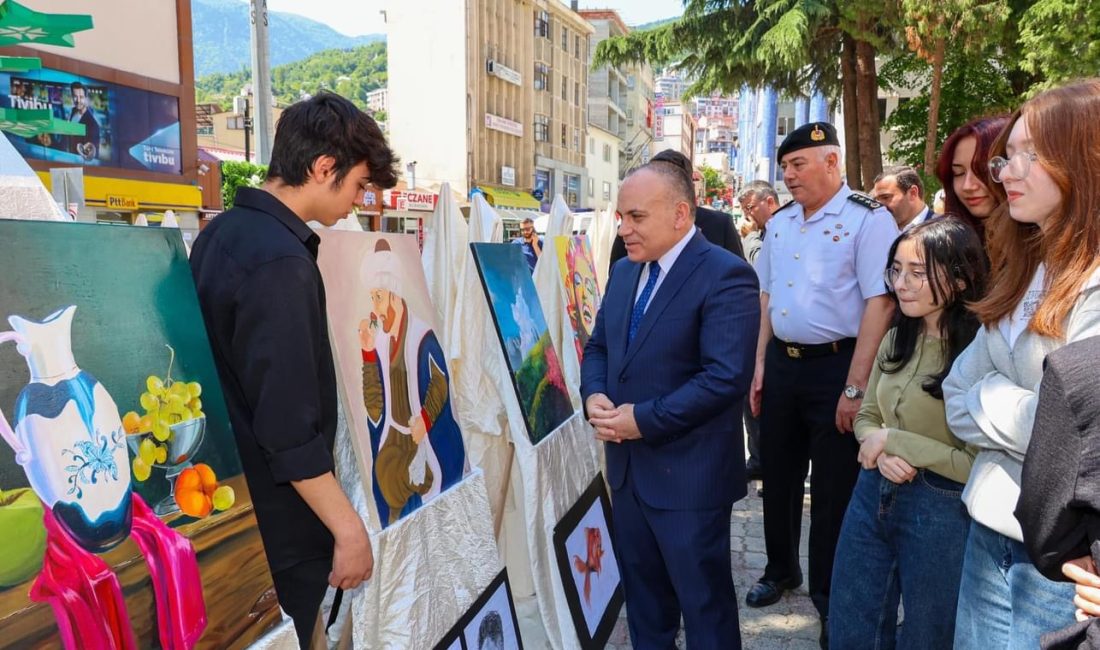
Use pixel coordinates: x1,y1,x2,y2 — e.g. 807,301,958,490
581,229,760,510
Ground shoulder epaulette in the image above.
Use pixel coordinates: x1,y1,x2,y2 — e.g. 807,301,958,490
847,192,883,211
775,199,796,213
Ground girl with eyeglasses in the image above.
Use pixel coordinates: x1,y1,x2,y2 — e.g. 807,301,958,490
935,114,1011,242
943,78,1100,648
828,218,988,648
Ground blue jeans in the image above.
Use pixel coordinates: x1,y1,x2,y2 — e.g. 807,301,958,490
829,468,970,649
953,519,1076,649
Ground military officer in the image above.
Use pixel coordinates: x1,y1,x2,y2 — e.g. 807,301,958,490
744,122,898,649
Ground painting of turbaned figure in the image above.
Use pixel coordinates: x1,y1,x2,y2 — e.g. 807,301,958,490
317,231,468,529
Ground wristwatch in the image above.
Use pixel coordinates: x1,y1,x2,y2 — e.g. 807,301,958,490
843,384,865,400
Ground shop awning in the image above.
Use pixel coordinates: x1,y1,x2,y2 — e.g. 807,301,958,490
36,171,202,211
476,185,540,210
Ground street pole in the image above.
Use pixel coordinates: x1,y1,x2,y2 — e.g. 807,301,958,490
243,96,251,163
249,0,274,164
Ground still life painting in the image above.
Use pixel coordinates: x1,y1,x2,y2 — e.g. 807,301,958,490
0,220,279,649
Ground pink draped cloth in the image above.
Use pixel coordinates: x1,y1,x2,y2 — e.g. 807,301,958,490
30,493,207,649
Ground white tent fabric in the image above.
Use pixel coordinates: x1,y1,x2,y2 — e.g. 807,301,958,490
329,212,365,231
0,136,68,221
587,207,618,293
133,214,149,227
447,195,513,534
531,195,581,409
421,182,468,352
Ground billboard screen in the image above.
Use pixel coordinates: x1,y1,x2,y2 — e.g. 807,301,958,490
1,67,182,175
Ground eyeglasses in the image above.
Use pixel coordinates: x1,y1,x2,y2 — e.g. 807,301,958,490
885,267,927,291
988,151,1040,183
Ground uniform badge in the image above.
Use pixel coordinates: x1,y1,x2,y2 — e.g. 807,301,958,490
824,230,831,235
832,235,841,242
835,223,843,229
811,125,826,142
844,231,850,237
847,193,883,210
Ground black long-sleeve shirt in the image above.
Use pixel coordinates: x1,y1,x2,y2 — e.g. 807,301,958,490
190,187,338,573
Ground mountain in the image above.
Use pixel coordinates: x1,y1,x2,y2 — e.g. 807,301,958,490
632,17,678,30
191,0,385,77
195,43,387,111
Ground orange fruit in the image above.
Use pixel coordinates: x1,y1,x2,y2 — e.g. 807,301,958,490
176,489,212,518
122,411,141,435
193,463,217,496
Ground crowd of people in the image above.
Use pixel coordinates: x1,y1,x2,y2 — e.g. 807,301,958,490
582,77,1100,650
193,76,1100,650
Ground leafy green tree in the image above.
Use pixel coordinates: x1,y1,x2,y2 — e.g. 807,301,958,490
196,43,387,111
699,164,726,200
1018,0,1100,90
879,51,1015,186
899,0,1008,173
221,161,268,209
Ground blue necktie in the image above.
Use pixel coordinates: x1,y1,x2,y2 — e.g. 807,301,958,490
629,263,661,343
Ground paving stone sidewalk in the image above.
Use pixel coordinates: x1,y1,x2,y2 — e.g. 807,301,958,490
517,486,818,649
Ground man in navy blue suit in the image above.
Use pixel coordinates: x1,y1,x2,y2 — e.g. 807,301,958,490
581,161,761,648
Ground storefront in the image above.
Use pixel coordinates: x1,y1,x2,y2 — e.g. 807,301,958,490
36,170,202,241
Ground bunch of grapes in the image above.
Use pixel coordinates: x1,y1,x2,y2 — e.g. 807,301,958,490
123,345,205,482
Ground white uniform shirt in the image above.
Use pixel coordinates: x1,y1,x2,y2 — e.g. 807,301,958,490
757,185,898,344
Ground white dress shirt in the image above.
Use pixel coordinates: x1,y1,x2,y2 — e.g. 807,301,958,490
634,226,697,311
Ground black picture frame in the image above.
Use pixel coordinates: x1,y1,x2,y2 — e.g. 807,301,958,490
552,473,624,649
432,569,524,650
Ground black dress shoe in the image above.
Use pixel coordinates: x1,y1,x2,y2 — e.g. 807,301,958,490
820,615,829,649
745,575,803,608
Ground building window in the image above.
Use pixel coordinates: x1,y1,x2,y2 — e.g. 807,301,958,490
574,127,580,151
626,108,634,126
589,137,595,154
603,181,612,201
561,123,568,148
574,81,580,105
777,116,796,137
565,174,580,207
535,10,549,38
627,74,636,90
226,115,246,130
575,35,582,59
588,177,595,197
561,26,569,50
534,62,549,91
603,143,612,162
535,114,550,142
561,74,568,101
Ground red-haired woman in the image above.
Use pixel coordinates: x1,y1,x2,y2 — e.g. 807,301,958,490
935,115,1011,241
944,79,1100,648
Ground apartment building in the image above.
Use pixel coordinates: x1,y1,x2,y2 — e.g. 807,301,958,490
579,9,654,178
387,0,592,212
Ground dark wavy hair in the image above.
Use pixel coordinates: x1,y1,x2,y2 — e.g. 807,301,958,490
935,115,1011,241
880,217,989,398
267,91,399,189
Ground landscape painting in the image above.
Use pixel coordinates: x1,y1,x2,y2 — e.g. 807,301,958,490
317,230,467,529
0,220,280,649
470,243,574,445
554,235,601,363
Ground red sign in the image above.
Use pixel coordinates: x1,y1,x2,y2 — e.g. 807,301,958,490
384,190,438,211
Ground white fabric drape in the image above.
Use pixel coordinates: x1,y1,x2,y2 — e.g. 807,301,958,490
587,207,618,293
531,195,581,410
421,182,468,352
0,136,69,221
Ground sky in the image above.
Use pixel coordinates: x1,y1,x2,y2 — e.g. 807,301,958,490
264,0,685,38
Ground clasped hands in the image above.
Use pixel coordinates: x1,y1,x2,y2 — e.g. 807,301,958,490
857,428,917,485
585,393,642,444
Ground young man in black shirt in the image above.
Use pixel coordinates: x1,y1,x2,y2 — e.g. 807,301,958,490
190,92,399,648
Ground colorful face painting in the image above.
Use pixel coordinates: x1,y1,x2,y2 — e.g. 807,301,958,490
316,231,467,529
471,243,574,444
0,220,279,649
554,236,601,363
